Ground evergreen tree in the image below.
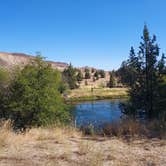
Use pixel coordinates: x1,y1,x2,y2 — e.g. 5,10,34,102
117,47,140,86
125,25,165,119
108,72,115,88
158,53,166,74
91,68,95,73
116,61,131,85
94,70,99,80
99,70,105,78
76,70,83,82
137,25,159,118
63,63,78,89
84,68,91,79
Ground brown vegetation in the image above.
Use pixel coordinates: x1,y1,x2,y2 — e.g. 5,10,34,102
102,119,166,139
0,121,165,166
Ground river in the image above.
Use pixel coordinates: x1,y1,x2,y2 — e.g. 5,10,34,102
72,99,126,129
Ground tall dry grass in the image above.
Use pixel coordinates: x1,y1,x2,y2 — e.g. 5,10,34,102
0,120,165,166
0,120,13,148
102,119,166,139
27,125,82,143
0,120,82,146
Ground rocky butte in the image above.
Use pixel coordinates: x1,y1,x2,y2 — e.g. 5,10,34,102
0,52,68,71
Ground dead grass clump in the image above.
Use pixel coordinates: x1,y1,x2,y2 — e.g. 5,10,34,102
27,126,81,143
87,150,103,166
0,120,13,148
120,119,149,137
27,128,67,144
0,120,27,161
77,141,93,155
102,119,149,138
78,147,103,166
147,120,166,139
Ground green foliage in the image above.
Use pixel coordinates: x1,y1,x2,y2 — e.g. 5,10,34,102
158,53,166,74
116,47,139,86
94,71,99,80
0,68,11,118
108,72,115,88
91,68,95,73
99,70,105,78
0,57,71,128
84,68,91,79
121,25,166,120
58,80,69,94
0,68,10,89
63,63,78,89
76,70,83,82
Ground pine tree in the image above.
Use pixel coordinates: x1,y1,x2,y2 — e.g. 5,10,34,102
138,25,159,117
158,53,166,74
76,70,83,82
94,71,99,80
99,70,105,78
84,68,91,79
108,72,115,88
63,63,78,89
127,25,162,118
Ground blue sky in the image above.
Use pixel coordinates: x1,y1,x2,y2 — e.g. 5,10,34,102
0,0,166,70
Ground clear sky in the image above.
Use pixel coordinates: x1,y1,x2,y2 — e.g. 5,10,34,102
0,0,166,70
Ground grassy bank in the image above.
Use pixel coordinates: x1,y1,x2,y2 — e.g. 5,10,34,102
0,121,165,166
67,87,129,102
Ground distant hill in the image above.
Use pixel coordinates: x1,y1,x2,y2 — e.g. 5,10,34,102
0,52,68,71
77,66,110,88
0,52,113,88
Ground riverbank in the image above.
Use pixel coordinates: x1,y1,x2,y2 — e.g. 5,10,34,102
0,122,165,166
67,87,129,102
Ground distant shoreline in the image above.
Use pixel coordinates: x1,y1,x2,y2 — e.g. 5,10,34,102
66,87,129,102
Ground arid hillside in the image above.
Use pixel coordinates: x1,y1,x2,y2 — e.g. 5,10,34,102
0,52,68,71
0,52,113,88
78,67,110,88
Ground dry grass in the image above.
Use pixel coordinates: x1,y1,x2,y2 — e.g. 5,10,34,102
0,120,11,148
0,121,165,166
68,87,128,101
77,140,93,155
102,119,166,139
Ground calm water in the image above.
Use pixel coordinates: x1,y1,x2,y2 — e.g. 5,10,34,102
72,99,126,129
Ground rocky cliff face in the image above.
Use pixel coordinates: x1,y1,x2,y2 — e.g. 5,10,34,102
0,52,68,71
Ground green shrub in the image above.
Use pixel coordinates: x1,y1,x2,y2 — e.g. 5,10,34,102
0,56,71,129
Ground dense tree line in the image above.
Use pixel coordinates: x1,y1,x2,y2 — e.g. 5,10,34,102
118,25,166,120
